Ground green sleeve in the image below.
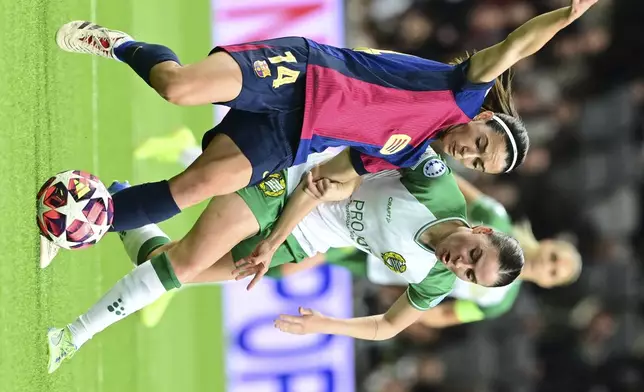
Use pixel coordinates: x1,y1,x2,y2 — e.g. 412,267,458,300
406,262,456,310
468,196,513,234
399,153,467,221
479,281,522,319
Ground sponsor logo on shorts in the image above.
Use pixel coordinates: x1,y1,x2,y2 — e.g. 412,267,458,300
253,60,271,78
258,173,285,197
382,251,407,273
385,197,393,223
380,134,411,155
423,158,447,178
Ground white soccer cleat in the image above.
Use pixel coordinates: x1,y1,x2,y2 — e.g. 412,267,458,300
55,20,132,60
40,236,60,269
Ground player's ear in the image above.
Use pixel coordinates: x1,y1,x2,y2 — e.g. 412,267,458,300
472,225,493,235
473,111,494,121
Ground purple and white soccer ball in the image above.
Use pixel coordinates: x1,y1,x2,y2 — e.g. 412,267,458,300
37,170,114,250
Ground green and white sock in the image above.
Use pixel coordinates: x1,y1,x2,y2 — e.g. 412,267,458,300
67,253,181,348
119,224,171,265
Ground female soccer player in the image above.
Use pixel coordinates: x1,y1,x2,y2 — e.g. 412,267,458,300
363,176,583,328
261,174,581,329
46,151,523,373
137,176,581,329
54,0,598,234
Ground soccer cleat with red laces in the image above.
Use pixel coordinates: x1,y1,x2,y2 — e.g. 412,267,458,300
55,21,132,60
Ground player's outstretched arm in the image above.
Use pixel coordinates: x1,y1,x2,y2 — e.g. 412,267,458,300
468,0,599,83
275,293,423,341
240,172,362,290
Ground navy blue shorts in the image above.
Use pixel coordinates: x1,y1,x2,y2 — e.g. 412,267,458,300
209,37,309,113
201,108,303,186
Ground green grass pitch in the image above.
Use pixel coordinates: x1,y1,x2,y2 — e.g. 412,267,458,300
0,1,225,391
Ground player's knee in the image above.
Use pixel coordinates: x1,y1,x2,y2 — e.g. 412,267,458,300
165,242,201,283
154,69,192,105
157,83,190,105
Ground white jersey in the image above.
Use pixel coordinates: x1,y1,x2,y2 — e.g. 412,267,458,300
282,148,467,310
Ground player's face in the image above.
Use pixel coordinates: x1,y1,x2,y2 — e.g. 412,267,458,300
440,113,508,173
435,227,501,287
527,240,578,288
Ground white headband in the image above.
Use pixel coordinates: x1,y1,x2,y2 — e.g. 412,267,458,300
492,115,517,173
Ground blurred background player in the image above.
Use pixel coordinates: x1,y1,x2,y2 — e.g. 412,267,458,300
52,1,602,243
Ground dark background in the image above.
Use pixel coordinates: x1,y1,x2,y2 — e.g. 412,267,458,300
347,1,644,391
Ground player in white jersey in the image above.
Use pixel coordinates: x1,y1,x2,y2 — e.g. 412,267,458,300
270,174,581,328
46,150,523,373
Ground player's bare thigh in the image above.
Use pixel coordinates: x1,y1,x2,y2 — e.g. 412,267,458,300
168,133,253,209
149,51,242,106
149,243,237,284
163,193,259,283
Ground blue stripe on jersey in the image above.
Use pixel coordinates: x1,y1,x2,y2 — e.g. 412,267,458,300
294,133,438,170
306,39,454,92
293,134,380,165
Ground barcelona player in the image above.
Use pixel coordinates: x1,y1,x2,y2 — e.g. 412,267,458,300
53,0,598,236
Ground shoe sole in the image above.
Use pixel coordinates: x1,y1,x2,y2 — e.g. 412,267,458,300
55,20,88,52
40,236,58,269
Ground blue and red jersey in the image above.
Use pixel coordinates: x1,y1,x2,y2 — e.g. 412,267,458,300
301,40,493,174
217,37,494,175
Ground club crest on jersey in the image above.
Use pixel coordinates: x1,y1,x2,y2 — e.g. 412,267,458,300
423,158,447,178
253,60,271,78
382,251,407,273
380,134,411,155
258,173,285,197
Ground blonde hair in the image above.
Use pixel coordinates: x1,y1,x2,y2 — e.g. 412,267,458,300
511,220,582,286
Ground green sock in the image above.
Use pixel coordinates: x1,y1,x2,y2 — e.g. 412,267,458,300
150,252,182,291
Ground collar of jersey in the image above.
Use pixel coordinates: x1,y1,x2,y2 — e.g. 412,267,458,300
414,217,471,253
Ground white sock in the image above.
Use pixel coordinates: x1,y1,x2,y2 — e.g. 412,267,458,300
67,260,170,348
179,146,202,168
120,225,170,265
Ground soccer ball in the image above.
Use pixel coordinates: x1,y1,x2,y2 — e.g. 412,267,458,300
37,170,114,250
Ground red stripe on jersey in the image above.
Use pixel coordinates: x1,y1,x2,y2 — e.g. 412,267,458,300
221,44,272,53
302,64,471,147
361,155,400,173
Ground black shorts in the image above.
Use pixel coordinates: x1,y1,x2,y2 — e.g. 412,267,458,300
201,109,303,186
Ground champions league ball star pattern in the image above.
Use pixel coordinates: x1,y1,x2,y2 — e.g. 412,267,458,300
37,170,114,250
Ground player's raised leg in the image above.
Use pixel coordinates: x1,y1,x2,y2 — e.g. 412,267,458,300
56,21,242,105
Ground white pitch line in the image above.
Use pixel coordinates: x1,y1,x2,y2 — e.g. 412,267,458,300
89,0,104,389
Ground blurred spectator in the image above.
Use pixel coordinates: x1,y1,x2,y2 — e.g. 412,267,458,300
347,1,644,391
